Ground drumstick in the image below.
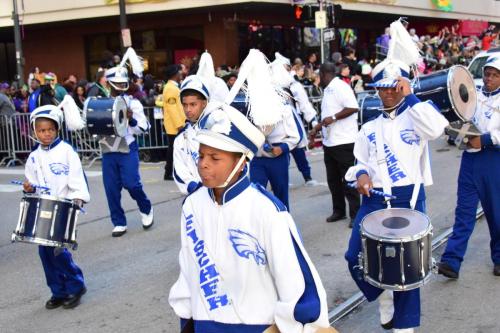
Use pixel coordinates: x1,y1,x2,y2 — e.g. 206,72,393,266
11,180,51,192
347,182,397,200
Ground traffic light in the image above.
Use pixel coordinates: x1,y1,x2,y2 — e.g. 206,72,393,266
294,5,303,20
327,4,342,27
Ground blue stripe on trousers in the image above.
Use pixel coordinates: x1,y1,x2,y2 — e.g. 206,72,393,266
441,148,500,272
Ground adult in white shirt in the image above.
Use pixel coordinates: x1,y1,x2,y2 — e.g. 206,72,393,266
309,62,360,226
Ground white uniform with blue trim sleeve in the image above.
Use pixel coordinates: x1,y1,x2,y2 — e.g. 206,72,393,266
25,138,90,202
471,87,500,150
173,122,202,194
290,81,318,148
345,94,449,186
122,95,150,144
169,172,329,332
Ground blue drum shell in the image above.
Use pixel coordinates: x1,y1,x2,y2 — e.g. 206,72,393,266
85,98,119,136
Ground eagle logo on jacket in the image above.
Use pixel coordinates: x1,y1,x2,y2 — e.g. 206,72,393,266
228,229,267,266
400,129,420,145
49,163,69,176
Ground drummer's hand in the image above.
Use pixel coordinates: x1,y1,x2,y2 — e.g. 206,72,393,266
395,77,412,96
467,136,481,149
357,174,373,197
271,146,283,157
23,181,34,193
73,199,84,208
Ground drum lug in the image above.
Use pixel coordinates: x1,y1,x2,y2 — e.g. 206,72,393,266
355,252,364,271
431,257,438,274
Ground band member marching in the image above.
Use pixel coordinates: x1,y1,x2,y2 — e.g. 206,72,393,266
169,49,334,333
23,103,89,309
101,48,154,237
344,20,449,332
438,56,500,278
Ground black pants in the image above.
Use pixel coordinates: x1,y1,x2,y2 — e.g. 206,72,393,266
164,134,176,176
323,143,360,219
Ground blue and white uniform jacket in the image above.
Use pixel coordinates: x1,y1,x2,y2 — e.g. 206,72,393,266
290,81,318,148
25,138,90,203
345,94,449,188
169,173,329,332
173,102,221,194
122,95,150,145
257,103,300,158
469,87,500,152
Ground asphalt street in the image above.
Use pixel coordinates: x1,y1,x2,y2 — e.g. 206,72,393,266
0,138,495,333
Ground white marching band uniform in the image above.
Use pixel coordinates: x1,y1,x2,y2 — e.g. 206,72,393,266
290,80,318,148
345,95,449,189
169,170,329,332
26,138,90,203
173,121,202,195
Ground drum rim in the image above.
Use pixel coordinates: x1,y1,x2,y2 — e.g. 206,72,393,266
447,64,477,122
364,272,432,291
23,193,75,204
112,96,129,137
11,234,76,248
361,208,432,242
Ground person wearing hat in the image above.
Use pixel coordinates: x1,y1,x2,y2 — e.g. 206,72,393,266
87,70,110,98
169,105,333,333
438,56,500,279
101,58,154,237
22,105,89,309
162,64,186,181
343,20,449,333
172,74,211,194
44,72,68,103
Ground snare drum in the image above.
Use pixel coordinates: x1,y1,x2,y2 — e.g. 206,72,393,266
84,97,128,137
359,208,433,291
12,194,81,249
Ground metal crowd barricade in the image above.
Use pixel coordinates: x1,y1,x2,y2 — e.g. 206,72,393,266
2,106,170,168
0,114,14,166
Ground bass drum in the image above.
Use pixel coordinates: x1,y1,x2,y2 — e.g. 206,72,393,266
414,65,477,122
84,97,128,137
359,65,477,125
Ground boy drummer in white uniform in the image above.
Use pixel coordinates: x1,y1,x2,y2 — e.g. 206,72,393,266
344,20,448,332
23,105,90,309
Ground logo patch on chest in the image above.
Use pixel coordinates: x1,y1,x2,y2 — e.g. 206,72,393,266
228,229,267,266
49,163,69,176
400,129,421,145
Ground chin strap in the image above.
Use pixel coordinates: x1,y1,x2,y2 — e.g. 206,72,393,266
215,153,248,189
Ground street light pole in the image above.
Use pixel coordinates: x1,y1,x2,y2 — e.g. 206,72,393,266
12,0,24,85
118,0,130,51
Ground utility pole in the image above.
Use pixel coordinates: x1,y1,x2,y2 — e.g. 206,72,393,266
119,0,131,51
12,0,24,85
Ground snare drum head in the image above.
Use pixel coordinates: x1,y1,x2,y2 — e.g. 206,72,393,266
448,65,477,121
113,97,129,137
361,208,430,241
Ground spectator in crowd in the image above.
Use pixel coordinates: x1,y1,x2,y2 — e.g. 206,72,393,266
72,83,87,110
376,27,391,56
0,82,15,118
338,64,352,86
87,70,110,98
223,72,237,90
44,73,67,103
343,47,360,76
305,52,319,71
13,84,30,113
409,28,419,43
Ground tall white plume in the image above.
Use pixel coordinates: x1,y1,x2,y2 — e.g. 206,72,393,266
120,47,144,78
197,51,216,80
387,19,421,67
58,95,85,131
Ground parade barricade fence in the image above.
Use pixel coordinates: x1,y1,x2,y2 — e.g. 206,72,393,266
1,107,169,168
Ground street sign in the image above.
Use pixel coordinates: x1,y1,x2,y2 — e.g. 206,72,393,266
121,28,132,48
323,28,335,42
315,10,327,29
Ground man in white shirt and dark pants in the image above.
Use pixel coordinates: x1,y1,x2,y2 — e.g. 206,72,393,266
310,62,360,226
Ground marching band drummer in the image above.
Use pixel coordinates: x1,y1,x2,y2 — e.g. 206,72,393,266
101,48,154,237
438,56,500,279
344,20,449,333
24,105,90,309
168,104,333,333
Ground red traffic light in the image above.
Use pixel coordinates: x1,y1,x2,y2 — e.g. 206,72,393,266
294,5,303,20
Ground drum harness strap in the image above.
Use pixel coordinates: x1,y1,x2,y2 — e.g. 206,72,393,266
375,116,424,210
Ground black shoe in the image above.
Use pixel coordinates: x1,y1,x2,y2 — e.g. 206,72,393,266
381,318,393,330
45,296,66,309
438,262,459,279
326,212,346,223
62,287,87,309
494,264,500,276
164,174,174,181
348,219,354,228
